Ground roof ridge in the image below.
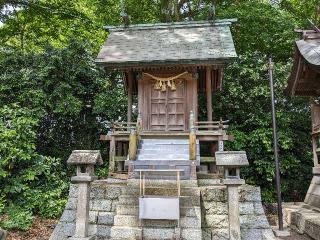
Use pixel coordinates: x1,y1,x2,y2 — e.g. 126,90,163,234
104,19,237,32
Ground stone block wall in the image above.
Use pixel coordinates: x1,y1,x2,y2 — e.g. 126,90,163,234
51,181,275,240
284,203,320,240
201,185,275,240
50,181,125,240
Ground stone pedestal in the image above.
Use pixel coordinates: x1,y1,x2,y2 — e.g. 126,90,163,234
66,150,103,240
223,179,245,240
70,176,96,240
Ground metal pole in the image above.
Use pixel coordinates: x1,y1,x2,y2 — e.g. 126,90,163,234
268,58,284,231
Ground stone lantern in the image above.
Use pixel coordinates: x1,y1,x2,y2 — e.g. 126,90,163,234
67,150,103,240
215,151,249,240
215,151,249,181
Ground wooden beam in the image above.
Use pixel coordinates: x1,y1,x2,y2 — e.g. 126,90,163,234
127,72,134,123
206,67,213,121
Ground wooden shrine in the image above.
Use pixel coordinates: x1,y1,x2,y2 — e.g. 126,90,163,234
96,20,237,178
50,18,276,240
286,28,320,209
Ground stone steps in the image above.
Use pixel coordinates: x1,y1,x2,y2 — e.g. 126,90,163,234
137,153,190,160
140,139,190,144
138,148,189,154
116,186,199,197
118,195,200,207
116,204,201,218
137,138,200,162
142,227,180,240
114,215,201,228
146,226,201,239
127,179,198,188
110,226,142,239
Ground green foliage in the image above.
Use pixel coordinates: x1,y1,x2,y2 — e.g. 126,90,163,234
0,104,69,224
281,0,320,25
1,205,33,231
218,1,300,61
219,53,312,201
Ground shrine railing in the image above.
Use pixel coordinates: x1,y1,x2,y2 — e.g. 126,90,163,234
111,121,137,133
194,120,229,133
109,114,142,174
188,111,230,160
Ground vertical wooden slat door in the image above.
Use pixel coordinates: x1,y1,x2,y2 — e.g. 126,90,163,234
149,80,186,131
150,84,167,131
167,80,186,131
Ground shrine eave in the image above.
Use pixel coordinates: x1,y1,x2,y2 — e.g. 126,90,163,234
95,57,237,71
286,30,320,97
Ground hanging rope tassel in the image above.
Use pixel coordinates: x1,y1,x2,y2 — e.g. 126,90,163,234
161,82,167,92
145,71,188,92
171,80,176,91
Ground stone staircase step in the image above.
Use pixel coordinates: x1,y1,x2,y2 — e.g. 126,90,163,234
142,227,178,240
116,204,201,218
138,149,190,154
127,179,198,188
137,154,190,160
116,204,139,215
114,214,201,228
118,195,200,207
140,139,190,144
133,159,197,164
114,215,139,227
110,226,142,239
181,228,202,240
121,187,140,195
144,187,200,197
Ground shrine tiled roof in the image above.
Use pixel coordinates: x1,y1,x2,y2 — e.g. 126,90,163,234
95,20,237,69
286,30,320,96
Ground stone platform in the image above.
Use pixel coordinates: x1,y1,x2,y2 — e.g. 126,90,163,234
283,202,320,240
283,175,320,240
50,178,275,240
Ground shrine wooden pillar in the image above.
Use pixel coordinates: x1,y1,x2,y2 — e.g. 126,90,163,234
206,67,213,121
127,72,134,123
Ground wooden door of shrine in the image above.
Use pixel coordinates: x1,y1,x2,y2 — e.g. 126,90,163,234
150,80,186,131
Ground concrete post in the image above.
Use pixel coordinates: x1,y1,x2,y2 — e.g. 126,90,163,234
77,183,90,237
224,180,244,240
70,176,96,240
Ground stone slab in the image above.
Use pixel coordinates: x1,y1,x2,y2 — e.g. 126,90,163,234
215,151,249,166
69,236,95,240
67,150,103,165
313,167,320,175
273,229,291,237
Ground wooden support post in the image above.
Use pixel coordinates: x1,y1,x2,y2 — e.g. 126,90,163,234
206,67,213,122
127,72,133,123
189,111,196,161
177,171,180,197
128,128,137,160
139,171,142,196
109,136,115,174
143,173,145,196
312,135,319,166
